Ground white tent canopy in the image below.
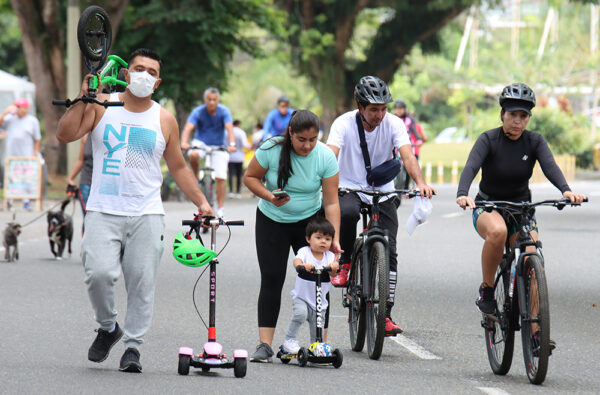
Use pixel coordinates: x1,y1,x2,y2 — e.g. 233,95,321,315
0,69,36,113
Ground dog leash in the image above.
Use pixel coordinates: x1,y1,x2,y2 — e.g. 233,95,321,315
19,197,77,228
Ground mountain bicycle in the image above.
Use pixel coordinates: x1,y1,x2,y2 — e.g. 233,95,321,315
174,215,247,378
476,198,587,385
339,187,419,360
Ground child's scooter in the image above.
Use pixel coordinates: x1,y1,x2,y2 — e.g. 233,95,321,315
277,265,343,368
174,215,247,378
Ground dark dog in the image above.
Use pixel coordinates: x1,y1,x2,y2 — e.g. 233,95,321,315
47,199,73,260
3,217,21,262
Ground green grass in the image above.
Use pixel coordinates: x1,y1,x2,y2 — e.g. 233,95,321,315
419,142,473,167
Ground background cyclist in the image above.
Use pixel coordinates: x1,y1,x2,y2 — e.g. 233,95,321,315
261,95,294,141
327,76,435,336
393,99,426,160
456,82,586,348
181,87,236,217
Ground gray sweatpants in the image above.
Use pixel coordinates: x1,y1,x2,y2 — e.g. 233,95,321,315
82,211,165,350
285,298,321,343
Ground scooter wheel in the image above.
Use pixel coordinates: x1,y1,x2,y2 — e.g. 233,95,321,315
202,367,210,372
297,347,308,367
178,355,190,375
234,357,247,378
332,348,343,368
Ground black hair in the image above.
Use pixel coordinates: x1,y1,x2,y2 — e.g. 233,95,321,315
256,122,263,129
233,120,241,127
128,48,163,71
305,217,335,238
259,110,320,189
276,110,319,189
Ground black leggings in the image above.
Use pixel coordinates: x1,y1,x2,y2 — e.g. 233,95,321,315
255,208,329,328
228,162,243,193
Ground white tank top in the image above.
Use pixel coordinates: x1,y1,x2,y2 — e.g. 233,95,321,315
86,93,166,216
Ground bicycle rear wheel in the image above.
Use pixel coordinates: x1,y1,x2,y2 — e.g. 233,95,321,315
366,241,388,360
484,260,515,375
348,247,366,352
520,255,550,385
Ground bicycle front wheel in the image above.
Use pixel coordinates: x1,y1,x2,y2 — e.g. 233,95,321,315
199,176,215,208
366,241,388,360
520,255,550,385
348,248,366,352
484,260,515,375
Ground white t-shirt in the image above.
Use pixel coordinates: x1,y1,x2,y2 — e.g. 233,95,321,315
327,110,410,203
290,246,335,310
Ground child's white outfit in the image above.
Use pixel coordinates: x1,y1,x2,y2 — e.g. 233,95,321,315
283,246,335,353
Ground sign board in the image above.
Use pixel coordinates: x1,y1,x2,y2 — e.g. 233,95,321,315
3,156,43,211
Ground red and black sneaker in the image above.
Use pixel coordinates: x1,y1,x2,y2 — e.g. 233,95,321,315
330,263,350,287
385,317,404,336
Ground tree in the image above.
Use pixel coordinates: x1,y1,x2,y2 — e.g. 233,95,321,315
112,0,285,127
9,0,129,175
276,0,476,130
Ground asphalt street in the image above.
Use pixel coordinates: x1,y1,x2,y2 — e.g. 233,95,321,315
1,181,599,394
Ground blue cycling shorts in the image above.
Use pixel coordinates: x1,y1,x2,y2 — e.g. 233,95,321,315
472,207,537,236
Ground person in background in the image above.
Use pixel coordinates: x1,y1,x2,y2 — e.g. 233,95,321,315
261,96,294,141
66,134,93,234
228,120,251,199
180,87,236,217
0,98,41,211
251,122,264,150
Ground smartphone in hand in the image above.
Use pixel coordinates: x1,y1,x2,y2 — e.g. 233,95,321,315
273,190,289,199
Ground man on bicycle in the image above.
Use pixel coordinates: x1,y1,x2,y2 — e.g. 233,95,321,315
181,87,236,217
327,76,435,336
56,48,213,373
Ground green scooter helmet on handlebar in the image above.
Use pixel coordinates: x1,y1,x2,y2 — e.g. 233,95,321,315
172,232,216,267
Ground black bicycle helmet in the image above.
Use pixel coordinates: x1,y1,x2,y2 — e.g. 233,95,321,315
499,83,536,114
277,95,290,104
354,76,393,105
394,99,406,108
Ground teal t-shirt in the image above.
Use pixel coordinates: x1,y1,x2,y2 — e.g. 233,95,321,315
255,138,339,223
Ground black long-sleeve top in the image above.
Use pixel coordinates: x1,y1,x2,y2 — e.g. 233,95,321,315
456,127,570,202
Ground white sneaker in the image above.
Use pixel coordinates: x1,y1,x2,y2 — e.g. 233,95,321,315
216,207,224,218
227,192,234,199
235,193,242,199
282,339,300,354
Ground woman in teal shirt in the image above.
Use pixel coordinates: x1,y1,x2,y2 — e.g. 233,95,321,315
243,109,341,363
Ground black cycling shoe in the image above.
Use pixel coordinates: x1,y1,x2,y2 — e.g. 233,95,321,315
532,331,556,357
119,348,142,373
88,323,123,363
476,285,497,315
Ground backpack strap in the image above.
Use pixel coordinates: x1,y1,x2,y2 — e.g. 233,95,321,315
355,111,372,177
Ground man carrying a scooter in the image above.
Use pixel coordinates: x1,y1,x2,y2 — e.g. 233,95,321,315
57,48,213,373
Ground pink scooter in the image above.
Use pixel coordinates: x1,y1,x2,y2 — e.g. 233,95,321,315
176,216,247,378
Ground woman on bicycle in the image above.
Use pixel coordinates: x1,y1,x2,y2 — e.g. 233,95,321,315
456,83,586,321
243,109,341,363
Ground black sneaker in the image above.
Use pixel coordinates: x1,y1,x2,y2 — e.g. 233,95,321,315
476,285,497,315
250,343,273,363
88,323,123,362
119,348,142,373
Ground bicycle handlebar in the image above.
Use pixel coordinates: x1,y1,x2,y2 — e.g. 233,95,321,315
474,197,588,212
52,96,124,108
186,144,228,152
338,187,420,199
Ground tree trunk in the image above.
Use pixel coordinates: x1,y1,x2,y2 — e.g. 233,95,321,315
10,0,128,176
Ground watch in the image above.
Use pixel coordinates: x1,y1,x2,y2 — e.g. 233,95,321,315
229,142,236,147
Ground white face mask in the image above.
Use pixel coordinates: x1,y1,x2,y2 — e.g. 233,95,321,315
127,71,157,98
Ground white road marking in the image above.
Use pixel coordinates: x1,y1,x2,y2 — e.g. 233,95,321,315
476,387,511,395
391,334,442,360
442,212,465,219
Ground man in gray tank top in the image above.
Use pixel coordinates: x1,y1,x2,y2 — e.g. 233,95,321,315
57,48,213,373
